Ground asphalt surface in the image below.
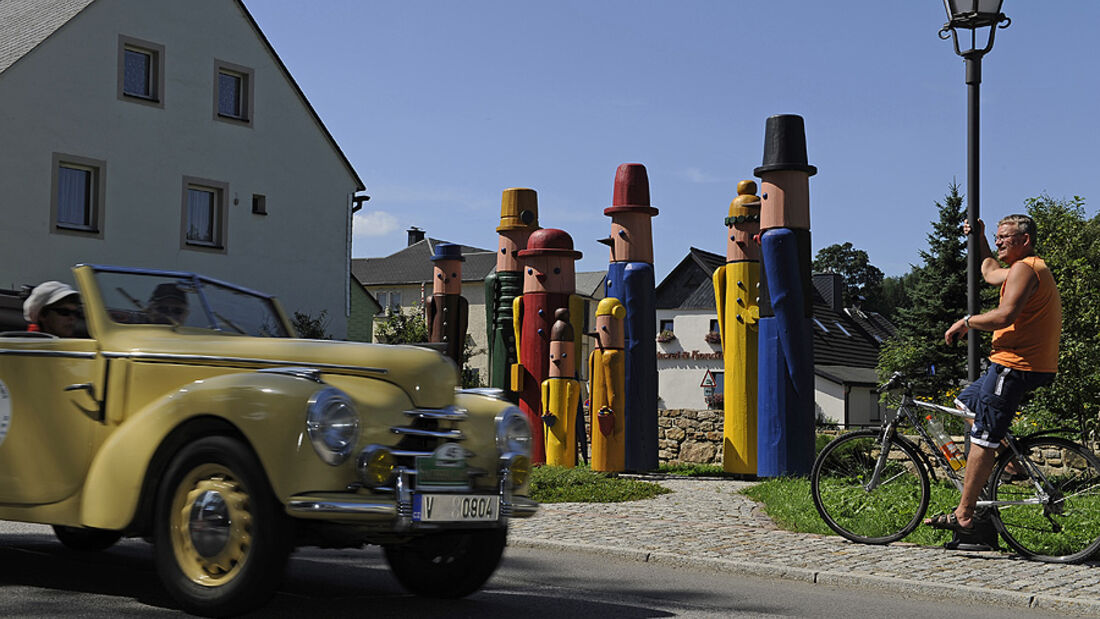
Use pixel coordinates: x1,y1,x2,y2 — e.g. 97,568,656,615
508,477,1100,616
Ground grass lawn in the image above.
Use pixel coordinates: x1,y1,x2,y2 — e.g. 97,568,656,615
529,465,672,503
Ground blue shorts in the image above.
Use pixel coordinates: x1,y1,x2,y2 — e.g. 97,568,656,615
954,363,1055,449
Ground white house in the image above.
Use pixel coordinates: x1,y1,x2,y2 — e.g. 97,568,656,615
0,0,365,335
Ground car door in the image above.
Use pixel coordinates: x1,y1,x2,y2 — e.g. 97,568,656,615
0,335,103,505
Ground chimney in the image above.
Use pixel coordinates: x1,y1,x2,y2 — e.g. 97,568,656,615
812,273,845,312
407,226,425,246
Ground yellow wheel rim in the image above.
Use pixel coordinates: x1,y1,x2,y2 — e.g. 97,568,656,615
169,463,253,587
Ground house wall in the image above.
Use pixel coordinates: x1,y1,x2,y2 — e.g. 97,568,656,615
0,0,358,335
847,385,885,427
814,376,846,425
656,309,723,410
346,281,377,342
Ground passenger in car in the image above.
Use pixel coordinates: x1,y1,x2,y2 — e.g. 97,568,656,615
147,283,190,325
23,281,81,337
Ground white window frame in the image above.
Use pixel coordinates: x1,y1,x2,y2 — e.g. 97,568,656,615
50,152,106,238
180,176,229,252
117,35,164,107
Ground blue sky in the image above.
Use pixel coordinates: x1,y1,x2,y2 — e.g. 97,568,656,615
246,1,1099,280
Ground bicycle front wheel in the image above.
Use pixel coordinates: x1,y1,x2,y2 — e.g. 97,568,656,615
811,430,930,544
990,436,1100,563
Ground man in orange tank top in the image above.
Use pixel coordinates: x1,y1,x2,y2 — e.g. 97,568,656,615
927,214,1061,533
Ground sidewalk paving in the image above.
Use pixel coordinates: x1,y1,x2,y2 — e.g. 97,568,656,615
508,477,1100,616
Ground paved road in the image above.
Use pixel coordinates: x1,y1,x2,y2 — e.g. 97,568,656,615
509,477,1100,616
0,522,1078,618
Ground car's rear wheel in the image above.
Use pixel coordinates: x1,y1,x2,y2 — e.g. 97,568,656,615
52,525,122,551
384,527,507,598
153,436,291,617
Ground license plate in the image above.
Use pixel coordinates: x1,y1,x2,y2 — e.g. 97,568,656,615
412,494,499,522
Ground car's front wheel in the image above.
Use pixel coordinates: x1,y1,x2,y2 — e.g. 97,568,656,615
153,436,291,617
384,527,507,598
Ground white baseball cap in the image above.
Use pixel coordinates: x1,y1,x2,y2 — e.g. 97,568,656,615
23,281,80,323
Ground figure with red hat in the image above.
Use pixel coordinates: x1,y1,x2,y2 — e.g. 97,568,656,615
511,228,584,464
485,188,540,401
542,308,581,467
425,243,468,367
601,163,659,472
755,114,817,477
713,180,762,475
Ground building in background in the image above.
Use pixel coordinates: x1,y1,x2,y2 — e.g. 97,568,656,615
0,0,365,335
655,247,895,426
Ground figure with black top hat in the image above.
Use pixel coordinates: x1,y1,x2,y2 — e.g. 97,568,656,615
542,308,581,467
511,229,583,464
600,163,659,472
713,180,761,475
485,188,540,401
426,243,468,366
754,114,817,477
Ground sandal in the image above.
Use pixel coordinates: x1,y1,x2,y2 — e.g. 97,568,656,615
1003,462,1028,482
925,512,974,533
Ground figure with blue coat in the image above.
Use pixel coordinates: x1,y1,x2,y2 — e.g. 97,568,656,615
600,163,659,472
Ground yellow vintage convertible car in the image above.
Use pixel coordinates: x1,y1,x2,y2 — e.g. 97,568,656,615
0,265,535,616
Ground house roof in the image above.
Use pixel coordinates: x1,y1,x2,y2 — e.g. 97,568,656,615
575,271,608,299
0,0,365,192
815,364,879,386
656,247,897,370
352,238,496,287
0,0,94,75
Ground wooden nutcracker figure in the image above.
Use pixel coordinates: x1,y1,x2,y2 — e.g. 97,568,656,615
713,180,761,475
600,163,658,472
511,229,584,464
542,308,581,467
485,188,540,401
588,297,626,472
755,114,816,477
425,243,468,366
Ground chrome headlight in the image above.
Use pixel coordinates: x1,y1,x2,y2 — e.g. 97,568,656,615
305,387,360,465
494,405,532,457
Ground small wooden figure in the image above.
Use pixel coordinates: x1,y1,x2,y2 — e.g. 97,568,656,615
425,243,468,366
542,308,580,467
588,297,626,472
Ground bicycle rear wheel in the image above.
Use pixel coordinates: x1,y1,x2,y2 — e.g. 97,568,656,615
811,430,930,544
990,436,1100,563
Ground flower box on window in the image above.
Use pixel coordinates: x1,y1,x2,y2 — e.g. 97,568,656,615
656,329,676,343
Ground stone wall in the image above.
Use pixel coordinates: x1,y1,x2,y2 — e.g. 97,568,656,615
657,408,724,464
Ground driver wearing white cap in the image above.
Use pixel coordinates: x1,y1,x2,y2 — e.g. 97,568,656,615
23,281,81,337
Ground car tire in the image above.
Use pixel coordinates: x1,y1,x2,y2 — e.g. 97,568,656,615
384,527,507,598
52,525,122,552
153,436,291,617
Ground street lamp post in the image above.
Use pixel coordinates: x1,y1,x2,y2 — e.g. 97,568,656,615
939,0,1010,382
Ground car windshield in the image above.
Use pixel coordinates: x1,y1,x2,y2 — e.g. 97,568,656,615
94,268,290,337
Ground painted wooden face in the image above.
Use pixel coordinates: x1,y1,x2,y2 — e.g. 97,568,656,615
497,228,532,272
759,171,810,231
726,212,761,263
432,259,463,295
523,255,575,294
595,312,624,349
548,339,574,377
608,211,654,263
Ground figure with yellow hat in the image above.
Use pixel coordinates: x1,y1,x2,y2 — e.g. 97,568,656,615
485,188,539,401
600,163,659,472
512,228,584,464
588,297,625,472
542,308,580,467
713,180,761,475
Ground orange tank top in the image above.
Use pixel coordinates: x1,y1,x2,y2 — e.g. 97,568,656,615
990,256,1061,372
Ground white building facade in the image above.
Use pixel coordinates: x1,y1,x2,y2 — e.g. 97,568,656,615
0,0,364,335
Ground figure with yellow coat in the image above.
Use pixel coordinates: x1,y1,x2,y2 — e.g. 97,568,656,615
511,228,584,464
713,180,762,475
588,297,626,472
542,308,580,467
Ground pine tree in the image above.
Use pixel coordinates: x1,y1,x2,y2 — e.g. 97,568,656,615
878,182,986,403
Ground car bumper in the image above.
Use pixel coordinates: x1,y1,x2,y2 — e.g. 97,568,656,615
286,493,538,524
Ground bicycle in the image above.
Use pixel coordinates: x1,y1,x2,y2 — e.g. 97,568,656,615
810,371,1100,564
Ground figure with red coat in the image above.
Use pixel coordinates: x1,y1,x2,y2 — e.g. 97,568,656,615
511,229,584,464
600,163,659,472
425,243,468,367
